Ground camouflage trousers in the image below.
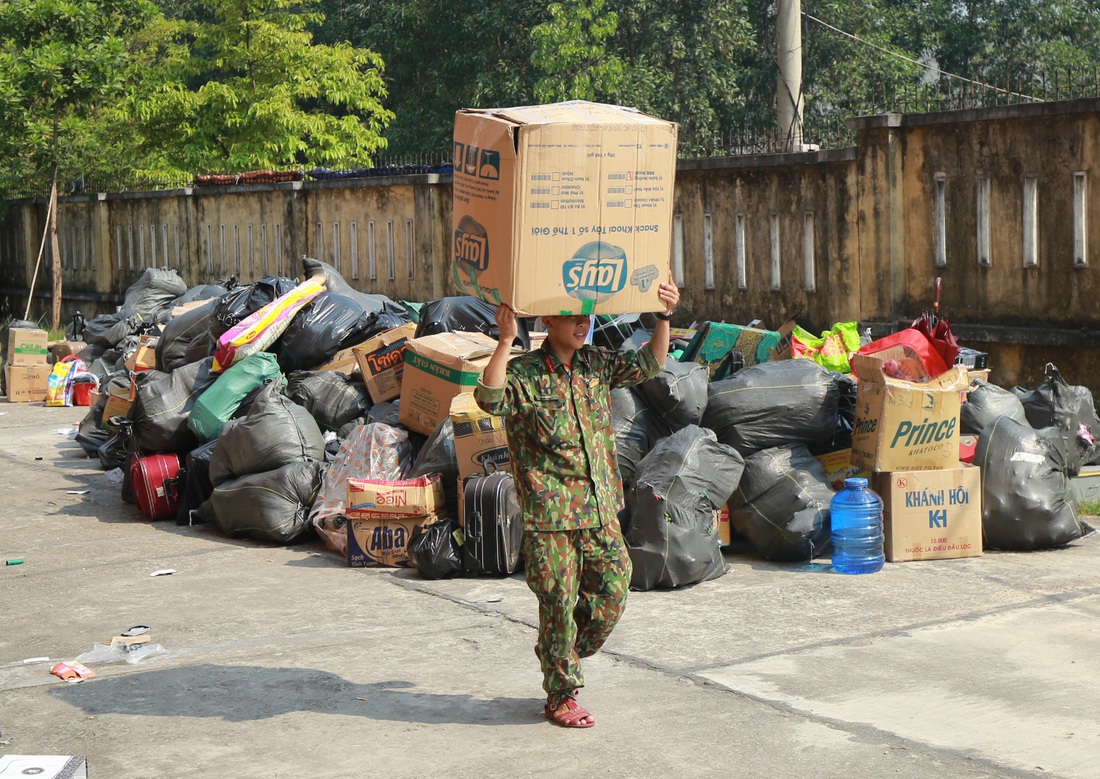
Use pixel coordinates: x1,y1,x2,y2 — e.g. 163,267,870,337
524,521,632,697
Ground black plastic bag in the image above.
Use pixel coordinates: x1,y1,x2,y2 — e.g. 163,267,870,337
275,293,410,372
285,370,373,433
701,359,840,456
119,268,188,320
611,388,668,488
209,381,326,485
625,425,743,590
209,275,298,340
730,445,834,561
206,461,323,544
407,517,463,580
157,299,217,372
128,358,218,454
638,358,709,430
1014,364,1100,473
84,312,144,349
176,439,219,525
415,295,530,350
961,379,1028,435
301,257,395,314
174,282,233,306
407,417,460,521
975,416,1090,551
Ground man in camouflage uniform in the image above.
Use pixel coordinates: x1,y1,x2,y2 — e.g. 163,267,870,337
475,279,679,728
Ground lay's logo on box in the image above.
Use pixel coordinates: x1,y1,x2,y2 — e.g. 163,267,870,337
454,215,489,272
563,241,628,302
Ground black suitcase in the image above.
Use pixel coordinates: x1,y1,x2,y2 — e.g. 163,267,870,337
462,471,524,575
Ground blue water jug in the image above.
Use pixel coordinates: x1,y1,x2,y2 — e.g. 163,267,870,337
830,477,885,574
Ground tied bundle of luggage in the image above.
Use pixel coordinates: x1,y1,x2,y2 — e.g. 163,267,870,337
62,266,1095,591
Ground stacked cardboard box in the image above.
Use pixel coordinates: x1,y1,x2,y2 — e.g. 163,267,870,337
849,352,982,562
399,331,514,435
346,474,445,567
5,327,50,403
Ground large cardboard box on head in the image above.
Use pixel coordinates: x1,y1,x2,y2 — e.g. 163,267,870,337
850,353,969,472
450,392,511,482
353,322,418,402
452,100,677,316
873,463,983,562
399,331,506,435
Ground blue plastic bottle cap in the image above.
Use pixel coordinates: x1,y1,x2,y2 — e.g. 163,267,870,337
843,477,868,489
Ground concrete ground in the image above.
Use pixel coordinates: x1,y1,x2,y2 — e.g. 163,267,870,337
2,399,1098,778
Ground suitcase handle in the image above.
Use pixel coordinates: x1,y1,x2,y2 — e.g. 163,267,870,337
163,467,186,502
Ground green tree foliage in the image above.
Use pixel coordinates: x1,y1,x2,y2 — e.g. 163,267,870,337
331,0,548,157
0,0,157,196
610,0,755,139
127,0,394,177
531,0,624,103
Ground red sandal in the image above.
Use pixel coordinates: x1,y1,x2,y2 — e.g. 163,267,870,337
545,692,595,729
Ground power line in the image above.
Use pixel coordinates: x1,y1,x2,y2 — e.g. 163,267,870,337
803,12,1040,103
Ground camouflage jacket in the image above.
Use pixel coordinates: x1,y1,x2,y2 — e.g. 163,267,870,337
474,340,661,531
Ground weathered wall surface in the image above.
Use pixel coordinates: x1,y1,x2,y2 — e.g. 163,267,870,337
4,100,1100,393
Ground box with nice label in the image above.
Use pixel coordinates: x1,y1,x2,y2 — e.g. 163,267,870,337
398,331,504,435
452,100,677,316
450,391,511,481
849,353,969,472
6,327,49,366
346,474,444,520
873,463,983,562
353,322,418,402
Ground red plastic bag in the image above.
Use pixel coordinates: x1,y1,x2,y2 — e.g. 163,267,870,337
910,316,960,368
853,329,949,380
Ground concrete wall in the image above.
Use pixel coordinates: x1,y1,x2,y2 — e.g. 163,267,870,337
4,99,1100,393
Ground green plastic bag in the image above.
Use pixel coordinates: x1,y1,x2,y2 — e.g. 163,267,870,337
188,352,283,442
791,322,861,373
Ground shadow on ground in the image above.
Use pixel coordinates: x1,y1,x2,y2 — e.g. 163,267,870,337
50,664,542,727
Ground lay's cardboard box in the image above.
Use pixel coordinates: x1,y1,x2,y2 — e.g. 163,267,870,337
452,100,677,316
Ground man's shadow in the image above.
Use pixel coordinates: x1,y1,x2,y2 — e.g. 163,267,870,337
50,664,541,726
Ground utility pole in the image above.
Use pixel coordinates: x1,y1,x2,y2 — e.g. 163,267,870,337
776,0,805,151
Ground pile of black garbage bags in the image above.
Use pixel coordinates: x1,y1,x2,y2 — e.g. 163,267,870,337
65,260,1095,592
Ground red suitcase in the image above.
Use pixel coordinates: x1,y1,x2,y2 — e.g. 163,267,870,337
130,453,184,520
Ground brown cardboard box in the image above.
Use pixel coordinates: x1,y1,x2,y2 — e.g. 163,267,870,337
398,331,506,435
124,335,158,373
347,512,442,568
316,344,361,376
850,354,968,472
4,363,49,402
873,463,983,562
101,375,137,424
452,100,677,316
450,392,511,482
353,322,418,402
6,327,49,366
346,474,445,520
